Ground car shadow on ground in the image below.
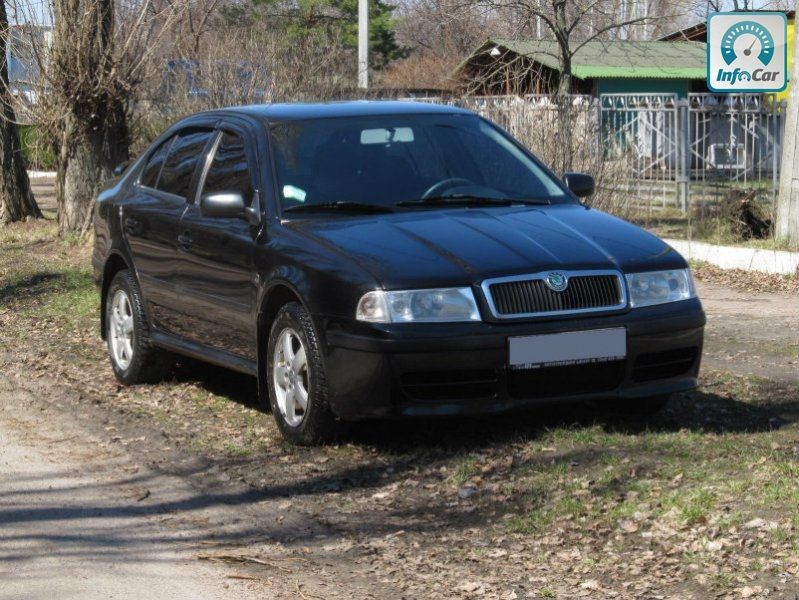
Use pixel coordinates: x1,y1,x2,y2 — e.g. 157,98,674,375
4,363,799,565
171,356,799,454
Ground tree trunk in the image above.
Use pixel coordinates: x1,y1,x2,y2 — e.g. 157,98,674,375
52,0,129,236
56,114,127,234
552,0,571,100
0,2,40,224
776,4,799,247
553,17,573,173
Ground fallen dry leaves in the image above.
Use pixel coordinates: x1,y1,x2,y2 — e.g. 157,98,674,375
2,219,799,599
692,261,799,294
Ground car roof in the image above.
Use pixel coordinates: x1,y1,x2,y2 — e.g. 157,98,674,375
209,100,473,122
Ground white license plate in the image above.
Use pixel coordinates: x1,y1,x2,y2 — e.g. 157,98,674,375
508,328,626,370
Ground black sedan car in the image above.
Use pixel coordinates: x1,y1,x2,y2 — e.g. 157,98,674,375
93,101,704,444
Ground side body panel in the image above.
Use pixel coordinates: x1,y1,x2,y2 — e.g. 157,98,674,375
175,119,265,359
122,186,187,321
175,207,258,358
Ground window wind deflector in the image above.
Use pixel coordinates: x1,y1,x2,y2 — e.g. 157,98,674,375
283,201,395,214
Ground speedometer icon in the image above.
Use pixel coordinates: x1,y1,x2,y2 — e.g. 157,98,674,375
721,21,775,66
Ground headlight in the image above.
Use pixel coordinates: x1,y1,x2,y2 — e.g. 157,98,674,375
625,269,696,308
356,288,481,323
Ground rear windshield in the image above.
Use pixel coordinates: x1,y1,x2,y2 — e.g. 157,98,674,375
268,113,571,210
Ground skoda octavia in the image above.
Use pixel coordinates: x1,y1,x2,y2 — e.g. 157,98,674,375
93,101,704,444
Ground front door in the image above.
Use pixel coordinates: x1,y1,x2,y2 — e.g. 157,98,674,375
124,127,215,333
175,129,260,359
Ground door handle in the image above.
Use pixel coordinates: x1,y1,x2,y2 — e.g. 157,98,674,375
123,217,140,235
177,231,193,250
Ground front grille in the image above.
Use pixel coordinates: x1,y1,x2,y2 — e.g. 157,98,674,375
632,347,699,382
485,272,624,317
400,369,498,402
507,361,625,398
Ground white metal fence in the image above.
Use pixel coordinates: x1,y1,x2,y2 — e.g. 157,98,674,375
409,93,787,215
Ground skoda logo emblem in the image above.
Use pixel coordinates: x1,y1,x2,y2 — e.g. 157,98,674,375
545,271,568,292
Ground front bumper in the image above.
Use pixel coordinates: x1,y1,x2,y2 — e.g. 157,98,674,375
319,298,705,420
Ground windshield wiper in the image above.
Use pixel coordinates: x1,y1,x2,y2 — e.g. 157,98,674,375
283,201,395,214
396,195,550,208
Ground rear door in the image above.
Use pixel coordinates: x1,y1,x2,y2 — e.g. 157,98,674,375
123,126,214,333
174,125,261,359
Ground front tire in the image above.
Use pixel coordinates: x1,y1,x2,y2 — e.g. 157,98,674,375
266,302,341,445
105,269,173,384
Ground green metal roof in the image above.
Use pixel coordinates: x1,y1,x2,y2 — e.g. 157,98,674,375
468,38,707,80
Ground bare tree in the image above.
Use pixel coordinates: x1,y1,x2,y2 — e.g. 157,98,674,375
11,0,187,235
48,0,127,234
379,0,507,89
168,0,223,58
395,0,498,54
0,0,40,224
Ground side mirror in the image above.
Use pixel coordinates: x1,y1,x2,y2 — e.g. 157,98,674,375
563,172,595,198
113,160,131,176
200,192,246,218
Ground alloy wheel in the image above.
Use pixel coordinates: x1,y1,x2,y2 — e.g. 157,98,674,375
272,327,309,427
109,289,135,370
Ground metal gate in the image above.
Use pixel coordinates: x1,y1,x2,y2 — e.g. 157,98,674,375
599,94,681,209
686,93,785,215
598,93,786,214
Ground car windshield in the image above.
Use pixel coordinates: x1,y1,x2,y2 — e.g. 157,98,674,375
269,113,571,212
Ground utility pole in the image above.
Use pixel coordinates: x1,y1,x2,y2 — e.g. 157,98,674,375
776,1,799,246
536,0,541,38
358,0,369,89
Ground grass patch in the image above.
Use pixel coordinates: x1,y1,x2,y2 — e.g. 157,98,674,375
679,488,718,524
689,216,786,250
223,442,253,457
448,455,482,485
507,508,556,534
2,268,98,328
760,461,799,505
633,206,798,251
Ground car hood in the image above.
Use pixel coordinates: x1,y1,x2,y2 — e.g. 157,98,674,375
287,204,685,288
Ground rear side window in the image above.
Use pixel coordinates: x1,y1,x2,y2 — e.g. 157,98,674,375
139,137,173,188
157,129,213,199
201,132,254,205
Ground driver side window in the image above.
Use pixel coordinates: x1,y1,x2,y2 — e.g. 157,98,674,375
139,136,174,189
202,132,254,206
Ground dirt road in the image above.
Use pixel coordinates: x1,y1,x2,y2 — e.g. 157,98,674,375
0,391,271,600
0,368,394,600
697,281,798,383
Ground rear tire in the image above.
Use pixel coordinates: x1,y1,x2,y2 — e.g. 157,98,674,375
266,302,342,445
105,269,173,384
606,394,671,416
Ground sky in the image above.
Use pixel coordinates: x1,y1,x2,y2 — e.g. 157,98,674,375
7,0,52,26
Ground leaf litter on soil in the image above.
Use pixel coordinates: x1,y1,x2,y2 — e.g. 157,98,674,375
2,219,799,599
